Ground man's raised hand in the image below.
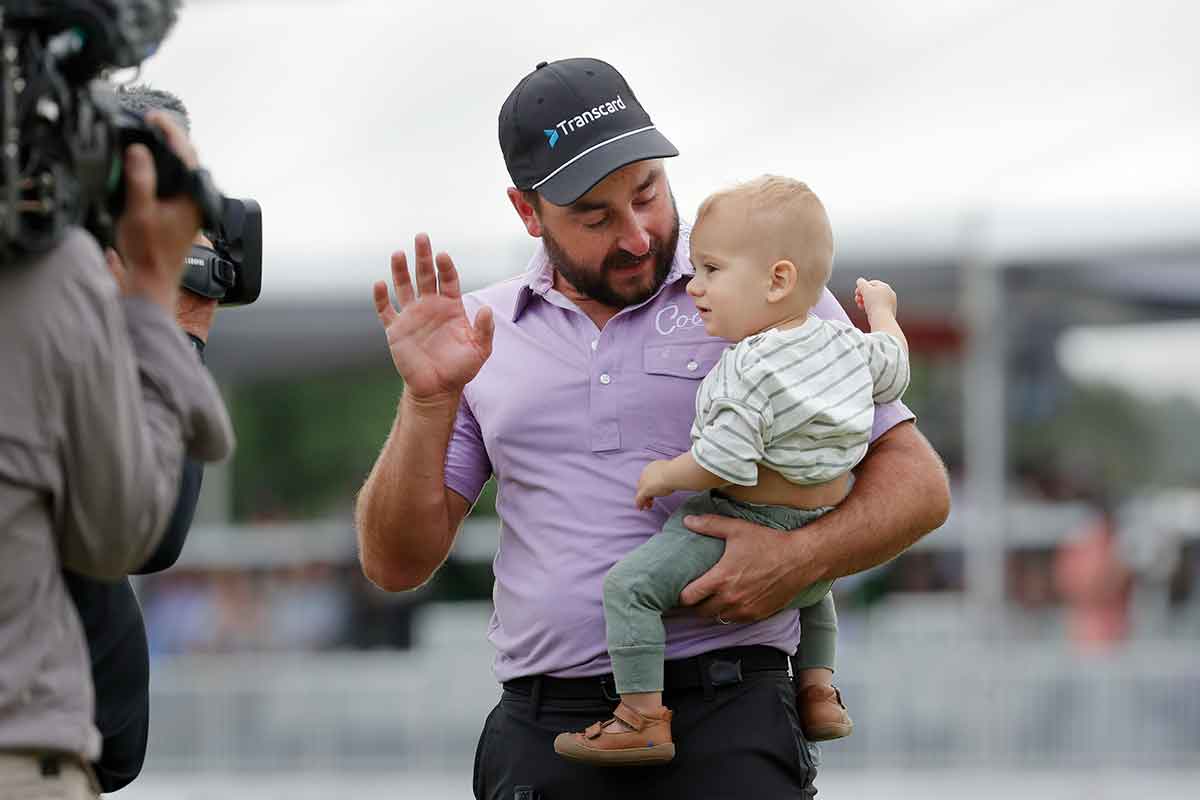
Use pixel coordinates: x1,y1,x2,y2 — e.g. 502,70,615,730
373,233,494,401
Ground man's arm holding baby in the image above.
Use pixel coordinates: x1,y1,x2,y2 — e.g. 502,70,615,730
679,280,948,622
680,420,950,622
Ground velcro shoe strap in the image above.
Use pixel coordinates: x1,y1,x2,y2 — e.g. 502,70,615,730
613,703,648,731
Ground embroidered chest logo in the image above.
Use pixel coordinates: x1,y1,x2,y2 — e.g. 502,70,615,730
654,304,705,336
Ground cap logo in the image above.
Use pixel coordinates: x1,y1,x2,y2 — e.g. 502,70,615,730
543,129,560,149
552,94,627,142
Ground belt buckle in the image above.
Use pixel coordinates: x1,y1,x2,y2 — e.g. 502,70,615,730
708,657,743,688
600,675,620,702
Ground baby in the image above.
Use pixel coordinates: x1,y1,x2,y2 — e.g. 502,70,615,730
554,176,910,766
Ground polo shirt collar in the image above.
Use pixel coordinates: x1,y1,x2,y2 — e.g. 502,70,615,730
511,222,695,323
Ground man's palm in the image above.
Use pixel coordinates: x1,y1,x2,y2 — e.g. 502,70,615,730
385,294,491,398
373,235,494,401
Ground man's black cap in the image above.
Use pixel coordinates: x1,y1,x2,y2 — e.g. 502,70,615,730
498,58,678,206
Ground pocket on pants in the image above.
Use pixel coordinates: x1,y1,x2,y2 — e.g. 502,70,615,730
771,675,820,796
472,703,501,800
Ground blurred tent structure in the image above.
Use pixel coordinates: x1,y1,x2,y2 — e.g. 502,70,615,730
201,203,1200,376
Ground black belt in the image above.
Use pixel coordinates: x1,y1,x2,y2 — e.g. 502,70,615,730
503,645,789,706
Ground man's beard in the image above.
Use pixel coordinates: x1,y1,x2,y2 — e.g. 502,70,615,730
542,197,680,309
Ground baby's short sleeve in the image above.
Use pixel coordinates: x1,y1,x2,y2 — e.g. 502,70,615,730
689,355,773,486
859,331,910,404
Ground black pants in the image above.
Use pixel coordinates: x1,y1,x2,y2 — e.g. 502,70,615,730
473,654,818,800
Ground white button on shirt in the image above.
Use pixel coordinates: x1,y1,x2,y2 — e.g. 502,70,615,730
599,373,612,385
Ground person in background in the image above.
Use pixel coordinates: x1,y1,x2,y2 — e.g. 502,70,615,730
61,85,224,794
0,101,232,799
1055,509,1132,650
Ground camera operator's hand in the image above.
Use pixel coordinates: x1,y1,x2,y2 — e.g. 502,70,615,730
116,111,202,314
104,233,218,343
104,247,130,292
176,285,218,343
176,234,218,343
373,233,495,402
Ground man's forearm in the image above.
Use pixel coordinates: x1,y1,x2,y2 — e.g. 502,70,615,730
789,421,950,583
355,390,460,591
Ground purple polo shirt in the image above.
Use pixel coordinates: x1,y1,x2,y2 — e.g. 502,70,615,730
446,226,914,682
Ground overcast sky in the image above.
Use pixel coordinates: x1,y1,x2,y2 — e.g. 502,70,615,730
134,0,1199,299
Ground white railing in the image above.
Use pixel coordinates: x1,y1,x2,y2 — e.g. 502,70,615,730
142,603,1200,773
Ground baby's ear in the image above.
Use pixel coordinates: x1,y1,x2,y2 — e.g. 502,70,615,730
766,259,798,302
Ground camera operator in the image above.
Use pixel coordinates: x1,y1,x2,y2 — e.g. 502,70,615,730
59,85,220,795
0,97,232,800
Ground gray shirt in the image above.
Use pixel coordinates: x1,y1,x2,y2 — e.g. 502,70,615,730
0,229,233,759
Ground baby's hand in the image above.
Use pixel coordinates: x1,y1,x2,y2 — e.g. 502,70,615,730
855,277,897,316
635,461,673,510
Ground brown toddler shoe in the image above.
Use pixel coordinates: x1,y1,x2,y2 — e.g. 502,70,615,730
553,702,675,766
798,684,854,741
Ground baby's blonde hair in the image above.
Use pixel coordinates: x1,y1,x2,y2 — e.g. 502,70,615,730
695,175,834,308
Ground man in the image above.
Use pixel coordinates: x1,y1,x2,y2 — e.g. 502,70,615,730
61,85,220,794
0,106,233,800
357,58,950,799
